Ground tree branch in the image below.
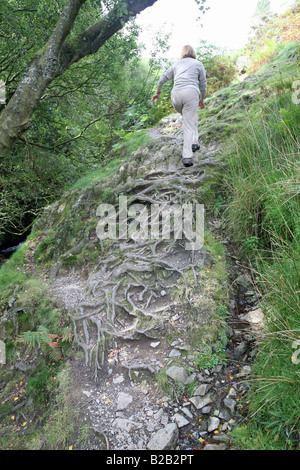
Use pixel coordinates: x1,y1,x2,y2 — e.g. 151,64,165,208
0,0,158,157
58,0,157,72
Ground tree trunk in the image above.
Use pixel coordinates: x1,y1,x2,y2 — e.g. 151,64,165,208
0,0,157,159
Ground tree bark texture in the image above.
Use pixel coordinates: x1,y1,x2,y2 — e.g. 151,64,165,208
0,0,157,158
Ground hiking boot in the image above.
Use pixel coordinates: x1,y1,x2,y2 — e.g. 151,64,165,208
192,144,200,153
183,158,194,167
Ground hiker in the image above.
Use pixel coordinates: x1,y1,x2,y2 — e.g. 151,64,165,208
152,45,207,168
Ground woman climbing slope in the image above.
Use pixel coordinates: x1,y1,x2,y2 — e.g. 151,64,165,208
152,45,207,167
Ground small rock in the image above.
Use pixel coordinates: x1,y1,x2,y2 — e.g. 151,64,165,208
0,340,5,365
82,390,91,398
240,308,265,325
227,387,237,398
180,407,193,420
147,423,179,450
169,349,181,358
202,406,211,414
190,393,213,410
171,342,191,351
117,392,133,411
228,419,236,428
196,373,205,382
137,439,145,449
219,408,232,421
208,416,220,432
161,396,170,403
153,409,163,420
14,361,33,372
204,443,227,450
150,341,160,348
166,366,194,385
49,261,61,279
173,413,189,428
236,274,252,288
212,365,223,373
193,383,212,397
113,374,125,384
224,397,236,414
8,297,17,308
236,365,251,377
113,418,142,433
245,290,255,297
234,341,248,359
161,414,169,426
212,434,231,443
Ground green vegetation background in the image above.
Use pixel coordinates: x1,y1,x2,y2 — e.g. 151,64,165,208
0,0,299,450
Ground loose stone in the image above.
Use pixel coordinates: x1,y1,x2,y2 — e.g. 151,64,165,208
147,423,179,450
189,393,213,410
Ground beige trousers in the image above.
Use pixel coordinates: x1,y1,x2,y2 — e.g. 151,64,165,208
171,88,199,159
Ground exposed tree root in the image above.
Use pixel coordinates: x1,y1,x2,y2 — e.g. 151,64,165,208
65,148,222,381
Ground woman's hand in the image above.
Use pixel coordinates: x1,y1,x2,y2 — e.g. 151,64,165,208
199,99,205,109
152,88,162,103
152,93,160,103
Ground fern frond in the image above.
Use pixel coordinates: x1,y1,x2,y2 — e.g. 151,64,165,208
17,326,72,361
47,345,62,362
17,326,50,348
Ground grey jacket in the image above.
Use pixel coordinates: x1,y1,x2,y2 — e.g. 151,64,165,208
157,57,207,99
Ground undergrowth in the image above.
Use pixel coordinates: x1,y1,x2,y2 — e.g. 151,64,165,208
222,42,300,450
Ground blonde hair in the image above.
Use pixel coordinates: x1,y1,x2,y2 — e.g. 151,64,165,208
181,45,196,59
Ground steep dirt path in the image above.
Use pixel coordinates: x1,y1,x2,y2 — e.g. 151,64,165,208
48,115,260,450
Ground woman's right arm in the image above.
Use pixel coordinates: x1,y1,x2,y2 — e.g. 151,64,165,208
152,64,174,102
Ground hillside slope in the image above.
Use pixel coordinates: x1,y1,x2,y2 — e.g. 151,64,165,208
0,35,299,450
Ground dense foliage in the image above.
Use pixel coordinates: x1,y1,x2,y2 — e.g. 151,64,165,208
196,40,237,95
0,0,299,452
0,1,169,248
0,1,220,251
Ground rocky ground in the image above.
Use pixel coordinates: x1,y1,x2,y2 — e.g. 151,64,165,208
0,114,266,451
45,115,265,451
54,250,264,451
